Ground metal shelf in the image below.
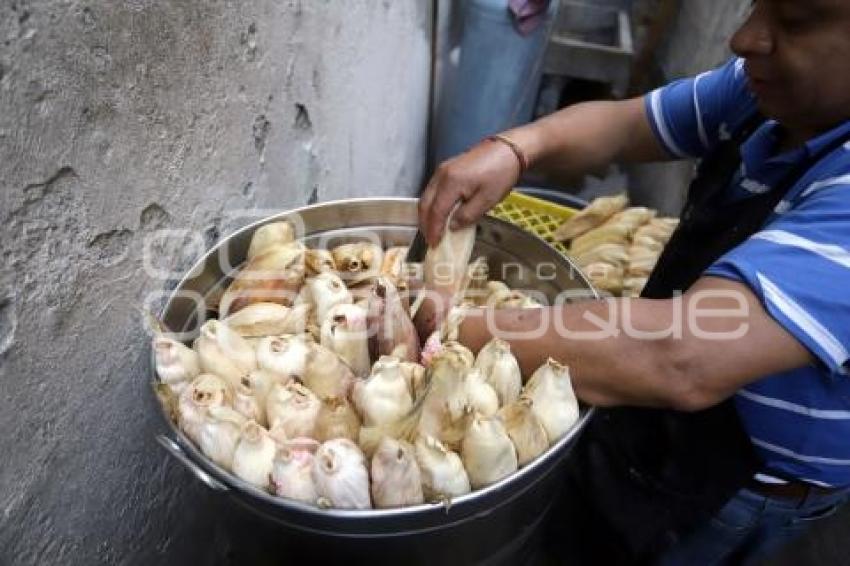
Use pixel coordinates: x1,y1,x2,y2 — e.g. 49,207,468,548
543,1,634,97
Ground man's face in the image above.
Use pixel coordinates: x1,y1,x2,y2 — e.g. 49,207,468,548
730,0,850,135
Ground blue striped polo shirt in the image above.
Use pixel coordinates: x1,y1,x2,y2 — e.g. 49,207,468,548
646,57,850,487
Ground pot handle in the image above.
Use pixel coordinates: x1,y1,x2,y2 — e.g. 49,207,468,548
157,435,228,493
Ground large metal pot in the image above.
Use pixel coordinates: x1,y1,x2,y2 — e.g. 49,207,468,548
152,197,598,565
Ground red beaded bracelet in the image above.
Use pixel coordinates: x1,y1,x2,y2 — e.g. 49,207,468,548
486,134,529,174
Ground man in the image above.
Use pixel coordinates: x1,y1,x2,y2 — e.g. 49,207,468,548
417,1,850,563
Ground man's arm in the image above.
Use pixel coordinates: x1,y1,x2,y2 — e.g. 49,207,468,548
419,97,671,246
457,276,814,411
506,96,671,177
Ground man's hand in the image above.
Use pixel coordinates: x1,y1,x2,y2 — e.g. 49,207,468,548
418,139,522,246
418,96,669,247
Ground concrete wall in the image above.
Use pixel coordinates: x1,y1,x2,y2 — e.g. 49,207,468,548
0,1,431,564
658,0,749,81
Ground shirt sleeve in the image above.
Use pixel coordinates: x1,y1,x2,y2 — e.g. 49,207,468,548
704,184,850,376
645,57,757,159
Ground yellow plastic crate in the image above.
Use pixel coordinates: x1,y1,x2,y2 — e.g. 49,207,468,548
488,191,578,257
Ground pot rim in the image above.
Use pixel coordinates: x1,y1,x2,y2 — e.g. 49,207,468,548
153,196,597,521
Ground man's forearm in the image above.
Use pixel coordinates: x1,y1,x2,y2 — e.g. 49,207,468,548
499,97,670,182
456,278,813,412
457,299,681,409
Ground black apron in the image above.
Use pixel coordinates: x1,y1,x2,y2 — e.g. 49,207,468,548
569,114,850,563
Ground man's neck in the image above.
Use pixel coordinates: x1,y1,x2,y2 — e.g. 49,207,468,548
777,125,818,153
777,113,850,152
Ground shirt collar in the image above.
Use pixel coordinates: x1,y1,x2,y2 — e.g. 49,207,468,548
740,120,802,173
741,117,850,172
804,118,850,157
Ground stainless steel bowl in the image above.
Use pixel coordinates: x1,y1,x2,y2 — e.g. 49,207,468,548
152,197,598,564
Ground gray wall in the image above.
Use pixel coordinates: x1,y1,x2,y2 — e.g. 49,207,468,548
0,1,430,564
658,0,749,80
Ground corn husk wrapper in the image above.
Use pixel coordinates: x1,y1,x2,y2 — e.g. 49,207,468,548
649,217,679,237
366,277,420,364
461,256,489,305
486,287,542,309
623,276,649,297
194,319,257,389
417,348,472,451
345,274,382,296
569,207,656,258
353,356,413,427
573,243,630,268
242,336,264,353
442,305,468,342
569,223,633,257
312,439,372,509
466,256,489,291
234,382,266,427
485,280,510,298
380,246,408,285
634,222,673,244
422,213,475,301
302,342,356,400
612,207,657,230
307,324,322,343
320,303,370,378
300,271,353,325
370,438,424,508
305,248,337,276
583,262,624,295
464,368,499,417
266,381,321,438
154,335,201,391
461,413,518,489
224,302,310,337
271,438,320,504
480,280,507,307
627,246,661,277
198,405,247,470
358,346,468,458
232,421,277,490
553,193,628,242
239,369,283,410
220,242,306,316
256,334,312,381
497,293,541,309
442,341,475,369
524,358,580,443
498,397,549,466
247,221,295,260
399,361,426,399
474,338,522,405
332,242,383,286
414,434,471,501
414,210,475,339
352,293,371,310
420,335,474,375
315,397,361,442
178,373,231,445
631,235,665,252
